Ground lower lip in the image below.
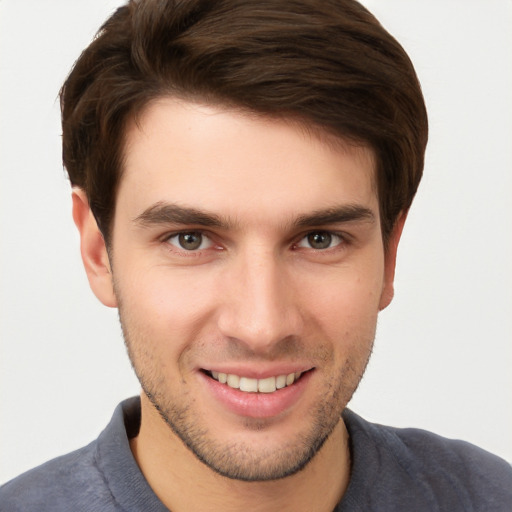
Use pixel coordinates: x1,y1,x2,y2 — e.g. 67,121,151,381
200,371,313,419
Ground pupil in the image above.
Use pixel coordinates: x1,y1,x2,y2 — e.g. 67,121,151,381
179,232,202,250
308,232,331,249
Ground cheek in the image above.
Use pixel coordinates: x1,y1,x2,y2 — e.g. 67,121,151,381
302,266,383,355
114,266,217,353
306,261,383,320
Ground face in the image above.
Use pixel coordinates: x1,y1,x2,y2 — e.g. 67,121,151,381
87,98,398,481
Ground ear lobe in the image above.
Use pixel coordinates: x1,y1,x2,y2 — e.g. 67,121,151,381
379,212,407,311
72,188,117,308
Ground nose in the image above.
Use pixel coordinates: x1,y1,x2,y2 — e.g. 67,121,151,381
217,248,304,354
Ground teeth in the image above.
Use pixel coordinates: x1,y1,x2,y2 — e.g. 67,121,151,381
239,377,258,392
276,375,286,389
210,371,304,393
227,374,240,388
258,376,276,393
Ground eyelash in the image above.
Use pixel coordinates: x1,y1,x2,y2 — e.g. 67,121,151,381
161,229,350,255
162,231,218,254
293,231,347,251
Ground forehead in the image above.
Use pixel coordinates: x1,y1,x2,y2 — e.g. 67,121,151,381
117,98,378,226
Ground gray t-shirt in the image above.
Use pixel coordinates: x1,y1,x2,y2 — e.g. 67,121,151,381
1,397,511,511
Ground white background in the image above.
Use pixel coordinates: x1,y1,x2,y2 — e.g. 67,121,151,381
1,0,511,485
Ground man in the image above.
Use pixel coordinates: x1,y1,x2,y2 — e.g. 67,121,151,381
1,0,511,510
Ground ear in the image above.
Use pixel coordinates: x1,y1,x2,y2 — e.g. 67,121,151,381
72,188,117,308
379,212,407,311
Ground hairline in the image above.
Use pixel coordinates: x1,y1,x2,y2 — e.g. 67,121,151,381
106,92,383,241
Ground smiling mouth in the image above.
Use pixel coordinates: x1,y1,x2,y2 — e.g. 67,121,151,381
203,370,311,394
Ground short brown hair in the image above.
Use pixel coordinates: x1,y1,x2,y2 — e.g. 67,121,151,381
61,0,428,244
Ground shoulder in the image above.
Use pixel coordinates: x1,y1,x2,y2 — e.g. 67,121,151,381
0,398,151,512
341,409,512,511
0,442,117,512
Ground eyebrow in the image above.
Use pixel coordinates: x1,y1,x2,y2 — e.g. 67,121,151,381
134,202,227,228
293,205,376,228
134,202,376,230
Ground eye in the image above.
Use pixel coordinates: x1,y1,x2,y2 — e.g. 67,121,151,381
296,231,343,250
166,231,213,251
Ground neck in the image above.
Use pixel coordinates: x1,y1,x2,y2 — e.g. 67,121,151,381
130,393,351,512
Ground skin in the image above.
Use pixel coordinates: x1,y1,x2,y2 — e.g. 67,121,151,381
72,98,404,512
